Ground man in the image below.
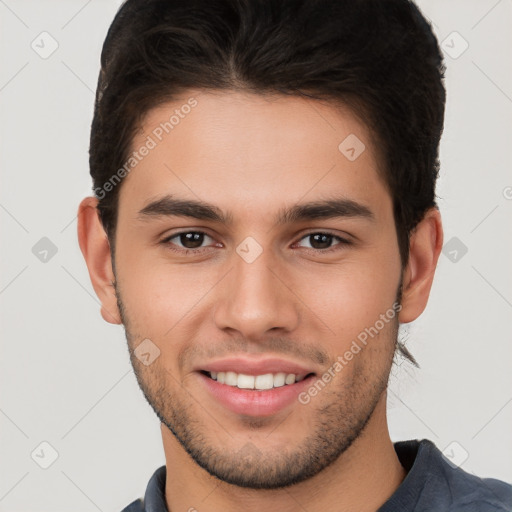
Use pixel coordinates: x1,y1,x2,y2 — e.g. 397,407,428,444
77,0,512,511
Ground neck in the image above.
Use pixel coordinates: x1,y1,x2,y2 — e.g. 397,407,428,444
162,395,406,512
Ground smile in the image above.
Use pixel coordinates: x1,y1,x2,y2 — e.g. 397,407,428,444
203,370,312,390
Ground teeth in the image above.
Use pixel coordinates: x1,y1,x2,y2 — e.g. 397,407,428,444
254,373,274,390
273,372,286,387
208,371,307,390
237,374,255,389
285,373,296,385
225,371,238,386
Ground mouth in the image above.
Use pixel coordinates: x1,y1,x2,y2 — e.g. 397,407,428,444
199,369,316,390
197,369,317,417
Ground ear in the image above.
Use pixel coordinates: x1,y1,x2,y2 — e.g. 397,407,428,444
398,207,443,324
77,196,122,325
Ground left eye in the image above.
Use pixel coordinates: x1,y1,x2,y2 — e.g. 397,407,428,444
296,232,349,250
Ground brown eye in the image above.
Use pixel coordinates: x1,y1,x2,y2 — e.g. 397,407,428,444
162,231,215,251
296,232,351,251
308,233,334,249
178,232,206,249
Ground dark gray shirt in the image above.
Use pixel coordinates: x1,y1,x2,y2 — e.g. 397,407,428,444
121,439,512,512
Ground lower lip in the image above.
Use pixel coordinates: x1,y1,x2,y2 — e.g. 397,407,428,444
198,372,315,417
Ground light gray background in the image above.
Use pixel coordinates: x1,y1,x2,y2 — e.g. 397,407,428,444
1,0,511,510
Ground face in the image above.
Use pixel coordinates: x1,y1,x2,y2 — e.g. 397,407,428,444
111,90,403,488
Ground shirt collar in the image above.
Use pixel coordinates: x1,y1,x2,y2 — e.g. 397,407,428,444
143,465,167,512
140,440,429,512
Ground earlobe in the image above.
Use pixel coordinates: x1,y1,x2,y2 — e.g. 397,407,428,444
398,207,443,324
77,197,122,325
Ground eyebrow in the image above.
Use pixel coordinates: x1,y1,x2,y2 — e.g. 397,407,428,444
137,194,375,225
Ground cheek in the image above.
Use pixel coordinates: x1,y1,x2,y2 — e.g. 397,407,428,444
116,248,221,336
292,263,400,381
293,257,400,339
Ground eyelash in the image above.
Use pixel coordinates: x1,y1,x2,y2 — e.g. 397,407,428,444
160,230,352,255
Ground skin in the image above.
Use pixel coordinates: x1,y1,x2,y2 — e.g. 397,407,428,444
78,90,443,512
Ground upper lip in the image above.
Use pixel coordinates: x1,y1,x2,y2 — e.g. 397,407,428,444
196,357,317,376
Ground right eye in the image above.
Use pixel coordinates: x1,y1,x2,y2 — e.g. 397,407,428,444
161,231,218,253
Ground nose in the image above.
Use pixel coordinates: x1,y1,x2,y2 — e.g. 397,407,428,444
213,250,301,339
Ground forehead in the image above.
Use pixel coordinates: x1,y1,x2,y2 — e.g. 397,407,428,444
118,90,391,223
